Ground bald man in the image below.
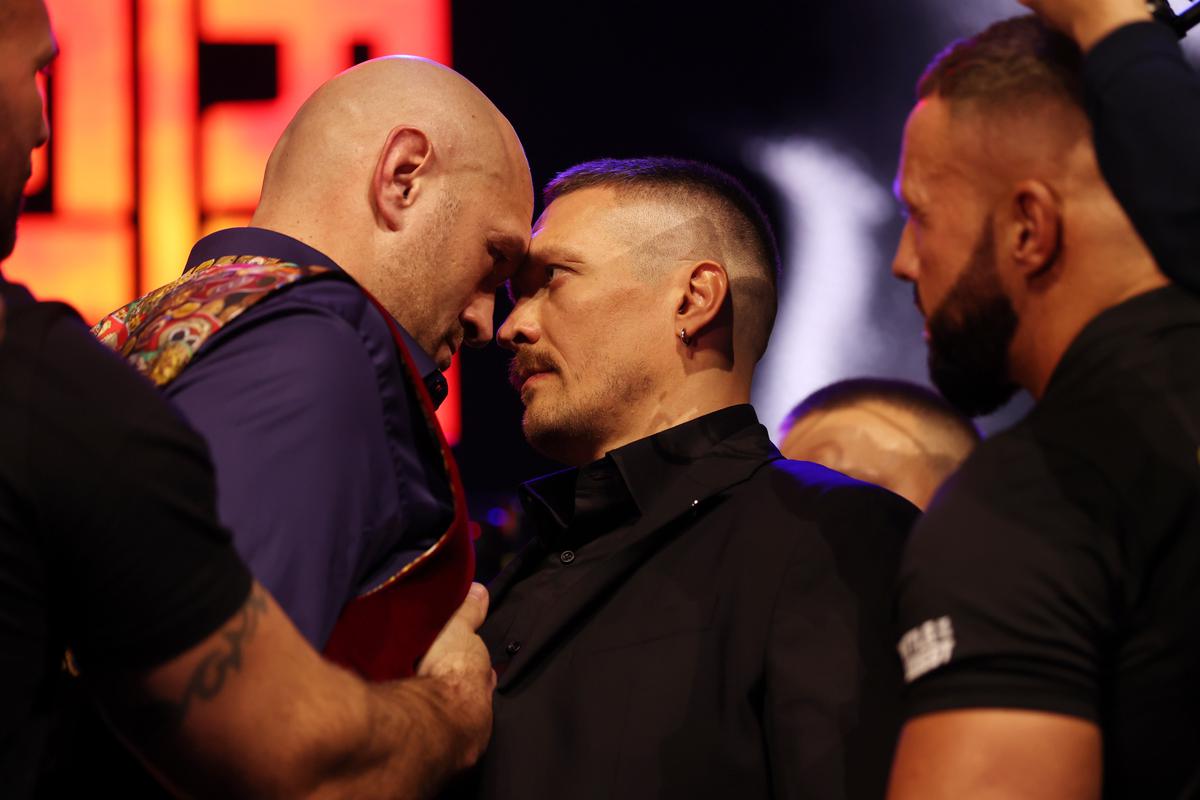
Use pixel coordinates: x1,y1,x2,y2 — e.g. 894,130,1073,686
779,379,980,510
3,3,501,797
54,52,530,796
94,56,532,657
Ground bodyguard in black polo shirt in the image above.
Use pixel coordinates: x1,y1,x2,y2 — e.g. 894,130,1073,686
888,8,1200,799
458,158,918,800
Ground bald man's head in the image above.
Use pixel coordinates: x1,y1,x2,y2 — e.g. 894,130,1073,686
780,379,980,509
252,56,533,369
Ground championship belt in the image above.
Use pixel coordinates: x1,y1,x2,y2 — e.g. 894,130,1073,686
94,256,473,681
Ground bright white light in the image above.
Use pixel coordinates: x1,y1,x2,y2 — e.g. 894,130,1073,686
745,137,894,437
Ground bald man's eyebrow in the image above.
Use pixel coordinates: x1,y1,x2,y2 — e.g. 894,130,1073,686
531,244,586,265
488,232,528,280
489,231,526,261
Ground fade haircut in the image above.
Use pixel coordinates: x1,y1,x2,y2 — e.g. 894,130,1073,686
782,377,981,472
917,15,1085,114
543,157,781,362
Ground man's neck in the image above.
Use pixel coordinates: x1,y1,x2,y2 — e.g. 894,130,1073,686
579,380,752,464
1015,271,1171,399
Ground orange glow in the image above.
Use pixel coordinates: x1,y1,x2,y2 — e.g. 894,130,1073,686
23,75,48,197
199,0,451,214
138,0,200,291
5,0,459,443
5,216,135,323
6,0,135,323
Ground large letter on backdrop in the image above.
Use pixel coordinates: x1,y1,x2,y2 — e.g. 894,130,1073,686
9,0,459,441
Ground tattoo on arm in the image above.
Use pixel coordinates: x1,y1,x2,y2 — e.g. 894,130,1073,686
149,587,270,730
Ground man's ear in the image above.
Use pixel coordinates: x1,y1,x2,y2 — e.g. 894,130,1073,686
1009,179,1063,283
372,126,433,231
675,261,730,340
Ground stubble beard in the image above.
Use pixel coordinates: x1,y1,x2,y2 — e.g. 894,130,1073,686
383,194,460,360
520,357,656,466
926,223,1020,418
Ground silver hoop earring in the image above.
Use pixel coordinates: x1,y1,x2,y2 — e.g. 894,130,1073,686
679,328,691,346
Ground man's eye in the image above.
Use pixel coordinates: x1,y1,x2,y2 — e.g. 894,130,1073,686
545,264,567,282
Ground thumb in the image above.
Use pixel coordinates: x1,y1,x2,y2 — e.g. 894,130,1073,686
453,583,490,631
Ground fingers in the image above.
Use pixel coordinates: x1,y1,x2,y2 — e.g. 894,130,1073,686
455,583,489,631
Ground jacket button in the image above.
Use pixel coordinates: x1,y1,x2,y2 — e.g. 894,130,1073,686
559,550,576,564
505,640,522,656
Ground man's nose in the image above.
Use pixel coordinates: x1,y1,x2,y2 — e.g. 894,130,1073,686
461,291,496,347
496,298,538,352
891,221,919,283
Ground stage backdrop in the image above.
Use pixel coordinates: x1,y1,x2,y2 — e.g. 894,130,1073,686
13,0,1198,500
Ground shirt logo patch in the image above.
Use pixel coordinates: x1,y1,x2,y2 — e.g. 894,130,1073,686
898,615,956,683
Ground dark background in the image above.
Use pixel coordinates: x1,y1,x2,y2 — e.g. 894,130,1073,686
446,0,1015,499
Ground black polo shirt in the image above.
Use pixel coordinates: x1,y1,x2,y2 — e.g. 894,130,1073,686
896,286,1200,798
0,278,252,796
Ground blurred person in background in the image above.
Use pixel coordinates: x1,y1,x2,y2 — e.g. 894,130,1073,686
778,377,980,510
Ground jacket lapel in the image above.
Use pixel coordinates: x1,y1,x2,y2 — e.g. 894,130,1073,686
495,427,782,690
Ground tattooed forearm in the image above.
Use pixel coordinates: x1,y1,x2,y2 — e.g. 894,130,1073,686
158,587,270,728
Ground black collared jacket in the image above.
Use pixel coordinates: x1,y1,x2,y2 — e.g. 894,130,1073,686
461,405,918,800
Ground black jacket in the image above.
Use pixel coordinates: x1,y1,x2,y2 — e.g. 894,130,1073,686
461,409,918,800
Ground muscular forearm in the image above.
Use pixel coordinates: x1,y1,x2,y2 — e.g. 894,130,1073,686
102,585,490,799
300,670,486,800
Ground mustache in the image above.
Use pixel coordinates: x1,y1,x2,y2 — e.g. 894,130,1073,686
507,349,559,392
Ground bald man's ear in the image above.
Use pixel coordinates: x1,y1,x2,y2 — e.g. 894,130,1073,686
675,261,729,345
372,126,433,230
1009,179,1063,284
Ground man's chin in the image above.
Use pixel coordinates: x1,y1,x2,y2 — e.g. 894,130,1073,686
432,342,454,371
522,409,594,466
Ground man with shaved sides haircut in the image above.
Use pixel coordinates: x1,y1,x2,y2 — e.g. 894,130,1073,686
58,54,532,791
887,9,1200,799
780,378,980,510
458,158,918,800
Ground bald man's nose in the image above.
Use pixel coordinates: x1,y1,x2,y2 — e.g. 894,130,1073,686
461,292,495,347
496,299,539,352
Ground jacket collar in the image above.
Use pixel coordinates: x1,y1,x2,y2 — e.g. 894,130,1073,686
488,404,782,689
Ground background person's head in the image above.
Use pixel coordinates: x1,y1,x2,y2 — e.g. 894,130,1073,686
779,377,980,509
892,15,1165,416
251,56,534,370
0,0,54,262
498,157,780,466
